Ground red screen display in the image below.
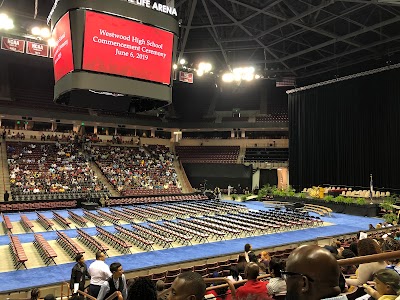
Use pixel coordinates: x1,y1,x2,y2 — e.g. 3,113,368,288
83,11,174,85
52,12,74,82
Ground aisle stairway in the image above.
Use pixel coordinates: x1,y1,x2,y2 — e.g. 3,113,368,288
238,146,246,164
0,141,11,201
89,161,120,197
173,159,194,193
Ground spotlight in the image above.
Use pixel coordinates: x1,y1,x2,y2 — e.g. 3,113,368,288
179,58,186,65
47,38,56,47
255,74,261,79
172,64,177,70
222,73,234,82
0,13,14,30
40,28,51,38
197,70,204,76
31,26,41,35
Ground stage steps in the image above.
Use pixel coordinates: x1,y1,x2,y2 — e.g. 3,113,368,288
0,140,11,201
89,161,120,197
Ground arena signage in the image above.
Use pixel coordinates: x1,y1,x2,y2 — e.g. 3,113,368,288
127,0,177,16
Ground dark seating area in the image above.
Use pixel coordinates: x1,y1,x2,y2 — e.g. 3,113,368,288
244,147,289,162
255,113,288,122
221,116,249,122
33,234,57,265
175,146,240,163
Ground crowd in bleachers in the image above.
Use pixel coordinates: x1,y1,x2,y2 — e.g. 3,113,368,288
91,145,180,196
7,142,110,200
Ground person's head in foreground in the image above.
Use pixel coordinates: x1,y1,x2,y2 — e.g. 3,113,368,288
283,245,341,300
245,262,260,280
168,271,206,300
110,262,123,278
364,268,400,299
127,277,157,300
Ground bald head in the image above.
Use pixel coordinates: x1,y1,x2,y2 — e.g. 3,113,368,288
245,262,260,280
285,245,341,300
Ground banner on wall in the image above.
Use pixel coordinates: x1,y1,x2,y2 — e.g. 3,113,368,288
179,71,193,83
26,41,49,57
1,37,25,53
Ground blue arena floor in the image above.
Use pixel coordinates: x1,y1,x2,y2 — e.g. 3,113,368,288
1,201,382,293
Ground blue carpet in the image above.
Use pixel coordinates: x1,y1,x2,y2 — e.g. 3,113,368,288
0,201,383,293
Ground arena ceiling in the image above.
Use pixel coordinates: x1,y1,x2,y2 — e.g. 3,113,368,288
2,0,400,85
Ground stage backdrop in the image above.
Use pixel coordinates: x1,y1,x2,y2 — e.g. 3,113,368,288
289,68,400,192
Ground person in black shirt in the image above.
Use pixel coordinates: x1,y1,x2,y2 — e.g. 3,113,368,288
70,254,90,298
4,191,9,202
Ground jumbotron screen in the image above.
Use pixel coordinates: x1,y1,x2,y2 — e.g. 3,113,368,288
52,12,74,82
82,11,174,85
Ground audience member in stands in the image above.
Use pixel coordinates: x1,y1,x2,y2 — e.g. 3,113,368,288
284,245,346,300
43,295,55,300
236,254,248,275
350,242,359,256
236,262,271,300
97,262,127,300
127,277,157,300
168,271,206,300
267,258,287,296
70,254,90,297
259,251,271,271
346,238,387,287
227,266,243,282
88,251,112,298
244,243,258,263
362,269,400,300
30,288,40,300
339,249,358,275
323,245,347,293
155,280,166,300
4,190,9,202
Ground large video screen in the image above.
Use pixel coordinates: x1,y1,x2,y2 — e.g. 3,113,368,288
82,11,174,85
52,12,74,82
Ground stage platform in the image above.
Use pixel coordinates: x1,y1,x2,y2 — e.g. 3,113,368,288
0,200,382,294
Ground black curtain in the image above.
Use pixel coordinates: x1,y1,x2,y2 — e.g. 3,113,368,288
259,169,278,187
183,163,252,190
289,68,400,192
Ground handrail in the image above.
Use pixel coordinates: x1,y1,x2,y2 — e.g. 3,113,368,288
204,277,240,299
66,283,96,300
338,250,400,266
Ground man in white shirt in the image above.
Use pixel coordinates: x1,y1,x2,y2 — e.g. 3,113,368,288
88,252,112,298
97,262,127,300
